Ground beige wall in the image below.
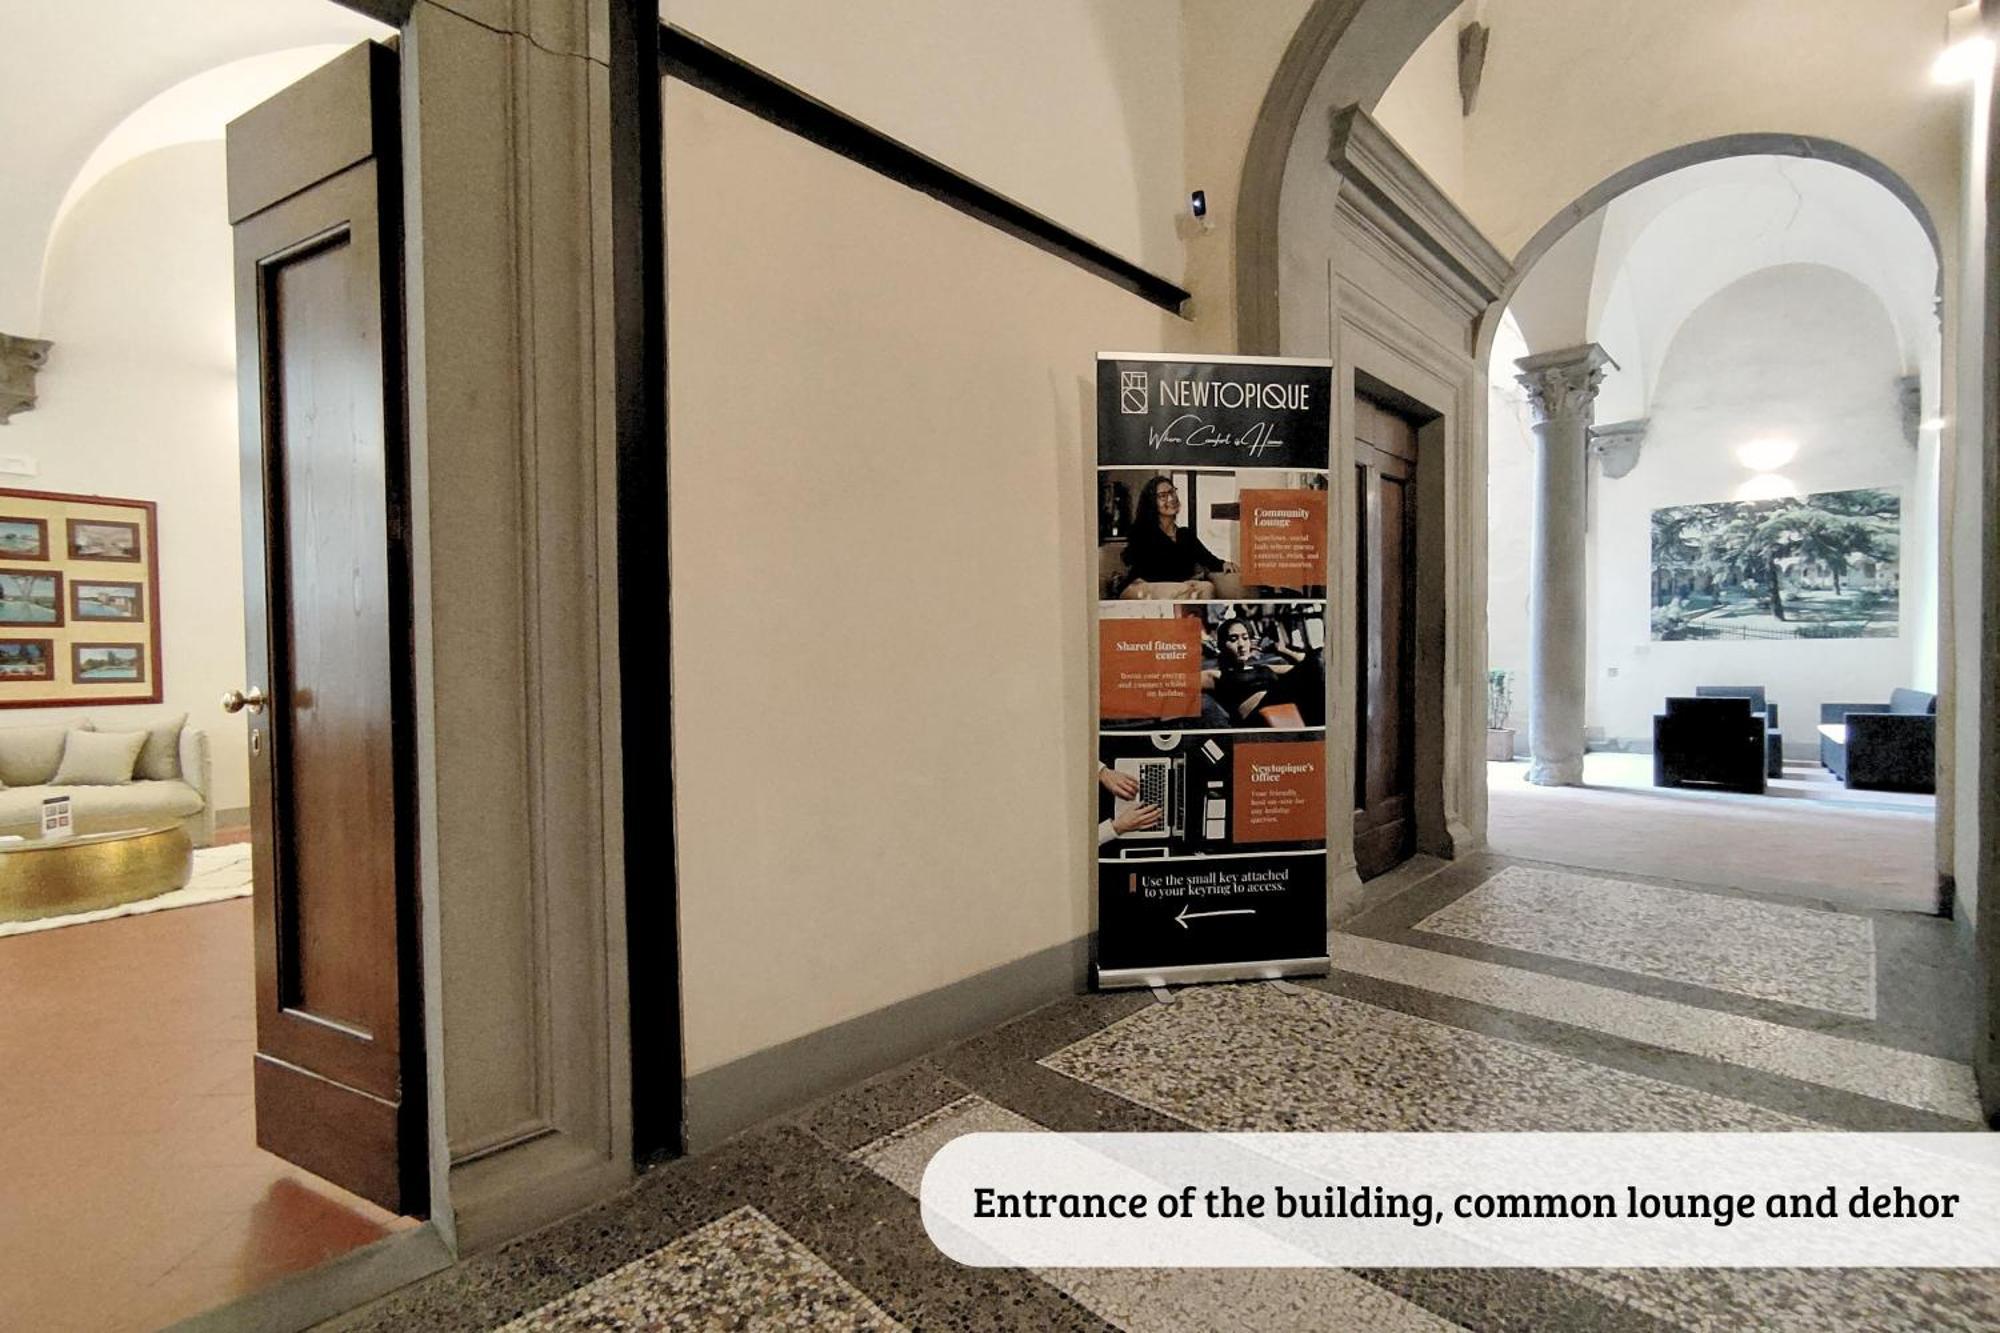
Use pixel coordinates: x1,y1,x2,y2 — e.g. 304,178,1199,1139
662,0,1190,282
1369,3,1467,201
7,143,248,812
1586,265,1926,748
664,80,1189,1075
1178,0,1316,351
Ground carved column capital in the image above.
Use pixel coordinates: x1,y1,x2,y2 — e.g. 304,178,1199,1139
1589,418,1649,479
0,332,52,425
1898,374,1922,448
1515,343,1614,427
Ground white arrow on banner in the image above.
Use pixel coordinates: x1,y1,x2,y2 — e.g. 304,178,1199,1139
1174,905,1257,928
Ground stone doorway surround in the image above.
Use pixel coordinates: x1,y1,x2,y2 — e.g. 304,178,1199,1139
1318,108,1506,912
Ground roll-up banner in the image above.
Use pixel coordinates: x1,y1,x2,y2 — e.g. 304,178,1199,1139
1093,353,1334,989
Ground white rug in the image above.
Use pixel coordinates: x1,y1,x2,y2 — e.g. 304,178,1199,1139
0,842,252,939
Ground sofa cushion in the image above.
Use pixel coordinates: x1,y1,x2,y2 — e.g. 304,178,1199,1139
98,712,185,782
0,719,90,787
0,780,204,833
1696,685,1767,715
1889,688,1937,716
53,729,146,785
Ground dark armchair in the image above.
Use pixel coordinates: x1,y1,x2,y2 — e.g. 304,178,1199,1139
1819,689,1936,793
1654,696,1768,794
1695,685,1784,778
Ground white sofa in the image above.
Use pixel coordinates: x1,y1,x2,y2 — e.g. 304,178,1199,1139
0,718,213,847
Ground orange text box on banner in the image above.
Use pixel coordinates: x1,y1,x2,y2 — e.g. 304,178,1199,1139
1098,616,1202,721
1238,488,1328,587
1232,739,1327,843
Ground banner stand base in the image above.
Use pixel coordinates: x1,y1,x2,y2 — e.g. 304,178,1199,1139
1095,956,1331,992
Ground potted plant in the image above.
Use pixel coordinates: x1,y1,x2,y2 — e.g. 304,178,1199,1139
1486,668,1517,761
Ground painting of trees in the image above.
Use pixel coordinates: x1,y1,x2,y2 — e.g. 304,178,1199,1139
1650,488,1899,640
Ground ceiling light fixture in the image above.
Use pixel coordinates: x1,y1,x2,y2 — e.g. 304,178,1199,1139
1735,437,1798,472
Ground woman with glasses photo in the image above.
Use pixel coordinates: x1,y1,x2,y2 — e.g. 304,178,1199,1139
1118,475,1234,600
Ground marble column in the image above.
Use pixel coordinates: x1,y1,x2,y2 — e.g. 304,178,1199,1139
1515,344,1612,786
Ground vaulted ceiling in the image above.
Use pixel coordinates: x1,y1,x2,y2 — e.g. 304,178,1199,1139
0,0,390,333
1504,154,1940,422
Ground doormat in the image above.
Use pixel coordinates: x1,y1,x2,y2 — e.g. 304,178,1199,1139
0,842,252,938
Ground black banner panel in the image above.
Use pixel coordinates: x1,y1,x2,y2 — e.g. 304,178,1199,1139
1093,353,1334,989
1097,357,1333,471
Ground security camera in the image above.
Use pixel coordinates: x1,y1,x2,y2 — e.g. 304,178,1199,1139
1180,189,1215,238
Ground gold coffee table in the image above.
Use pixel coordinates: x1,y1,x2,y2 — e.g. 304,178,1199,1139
0,824,195,925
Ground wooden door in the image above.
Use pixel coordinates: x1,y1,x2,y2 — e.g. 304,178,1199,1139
1352,395,1418,880
226,42,423,1215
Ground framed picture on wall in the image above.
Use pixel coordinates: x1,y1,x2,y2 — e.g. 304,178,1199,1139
0,488,161,707
72,579,143,623
0,640,53,681
72,643,145,683
0,518,49,561
0,570,62,627
67,519,142,562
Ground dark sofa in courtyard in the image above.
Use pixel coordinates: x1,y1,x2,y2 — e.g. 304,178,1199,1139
1819,689,1936,793
1654,695,1769,795
1694,685,1784,778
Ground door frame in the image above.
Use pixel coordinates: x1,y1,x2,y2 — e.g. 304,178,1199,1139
1324,323,1480,921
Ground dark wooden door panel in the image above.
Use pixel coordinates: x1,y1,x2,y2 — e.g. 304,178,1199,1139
1352,394,1418,881
228,41,420,1215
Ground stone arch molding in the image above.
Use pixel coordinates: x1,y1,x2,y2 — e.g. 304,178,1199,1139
1473,133,1945,368
1235,0,1462,354
1233,0,1945,360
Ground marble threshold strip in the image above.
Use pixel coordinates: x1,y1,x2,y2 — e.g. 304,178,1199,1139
1330,934,1981,1123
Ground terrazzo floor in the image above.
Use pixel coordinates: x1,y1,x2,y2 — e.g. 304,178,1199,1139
333,853,1994,1333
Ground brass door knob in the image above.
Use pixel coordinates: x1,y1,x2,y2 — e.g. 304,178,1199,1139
222,686,268,715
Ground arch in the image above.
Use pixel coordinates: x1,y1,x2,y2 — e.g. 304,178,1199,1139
1236,0,1948,363
35,45,356,328
1474,133,1945,366
1234,0,1459,353
1478,129,1950,913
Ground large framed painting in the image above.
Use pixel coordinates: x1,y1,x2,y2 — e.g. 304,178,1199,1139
0,488,161,706
1650,487,1900,641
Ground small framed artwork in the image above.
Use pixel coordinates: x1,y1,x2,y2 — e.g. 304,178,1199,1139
0,569,62,627
0,639,52,681
71,642,145,683
71,579,143,623
67,519,142,562
0,518,48,561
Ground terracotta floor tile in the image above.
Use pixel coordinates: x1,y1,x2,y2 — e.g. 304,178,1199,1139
3,1278,143,1333
0,898,408,1328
